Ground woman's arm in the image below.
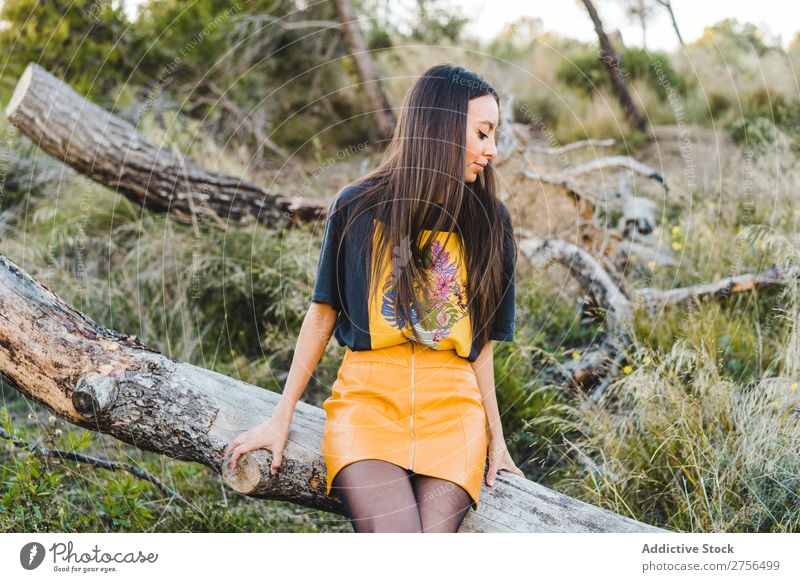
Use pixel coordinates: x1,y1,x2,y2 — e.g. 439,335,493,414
470,340,525,486
273,301,338,421
470,340,503,441
226,301,337,473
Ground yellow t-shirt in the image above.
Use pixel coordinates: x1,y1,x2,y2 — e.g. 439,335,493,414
367,220,474,358
310,181,516,363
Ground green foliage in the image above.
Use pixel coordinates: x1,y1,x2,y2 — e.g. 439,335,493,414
492,342,569,483
512,92,560,129
557,51,609,98
0,453,64,532
0,0,133,102
727,90,800,152
557,47,685,100
127,0,377,152
692,18,782,57
97,477,155,530
409,0,468,44
550,331,800,532
0,118,62,213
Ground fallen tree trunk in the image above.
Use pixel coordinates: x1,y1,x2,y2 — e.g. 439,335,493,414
0,252,663,532
4,62,326,228
637,265,796,314
518,234,633,388
528,138,615,155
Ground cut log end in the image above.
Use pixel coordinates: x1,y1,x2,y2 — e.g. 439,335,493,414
4,61,34,119
222,450,272,494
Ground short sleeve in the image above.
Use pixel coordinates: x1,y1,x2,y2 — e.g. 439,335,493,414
311,197,345,311
489,205,516,341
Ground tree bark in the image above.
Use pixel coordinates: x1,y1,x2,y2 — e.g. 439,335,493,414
333,0,397,143
0,252,664,532
581,0,647,132
4,62,327,228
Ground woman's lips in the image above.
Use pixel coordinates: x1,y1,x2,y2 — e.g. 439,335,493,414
473,162,486,170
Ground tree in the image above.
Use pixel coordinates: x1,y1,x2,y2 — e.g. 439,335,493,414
0,0,133,101
333,0,397,143
653,0,685,48
580,0,647,132
617,0,655,50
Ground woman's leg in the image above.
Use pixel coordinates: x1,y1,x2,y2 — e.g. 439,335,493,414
331,459,422,533
410,474,472,533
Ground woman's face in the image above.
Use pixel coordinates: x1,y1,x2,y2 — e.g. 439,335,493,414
464,94,499,183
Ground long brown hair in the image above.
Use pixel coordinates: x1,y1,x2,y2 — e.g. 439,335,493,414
338,63,513,351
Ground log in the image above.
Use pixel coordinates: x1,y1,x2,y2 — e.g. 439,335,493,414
636,265,796,314
518,232,797,394
521,155,669,265
496,92,520,160
528,138,615,155
560,155,667,191
3,62,326,228
518,234,633,388
0,252,664,532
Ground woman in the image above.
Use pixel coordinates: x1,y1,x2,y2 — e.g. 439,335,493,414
226,63,524,533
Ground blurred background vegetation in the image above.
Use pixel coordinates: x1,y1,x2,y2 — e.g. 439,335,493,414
2,0,800,533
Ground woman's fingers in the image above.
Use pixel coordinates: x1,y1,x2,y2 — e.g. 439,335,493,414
270,445,284,475
230,443,247,471
487,461,525,487
497,464,525,479
486,462,497,486
225,434,246,460
227,425,288,475
230,438,255,471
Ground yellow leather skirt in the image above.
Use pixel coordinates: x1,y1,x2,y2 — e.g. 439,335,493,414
321,341,488,511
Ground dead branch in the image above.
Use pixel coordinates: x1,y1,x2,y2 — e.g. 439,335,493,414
528,138,616,155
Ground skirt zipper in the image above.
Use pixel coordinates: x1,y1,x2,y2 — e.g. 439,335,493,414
408,342,415,471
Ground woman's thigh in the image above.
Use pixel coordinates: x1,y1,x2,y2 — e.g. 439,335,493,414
332,459,422,533
410,473,472,533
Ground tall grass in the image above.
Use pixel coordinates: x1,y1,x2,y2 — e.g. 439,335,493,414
523,133,800,532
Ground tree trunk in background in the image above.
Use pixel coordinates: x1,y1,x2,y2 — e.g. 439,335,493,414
581,0,647,132
333,0,397,143
656,0,686,48
0,252,665,533
4,63,327,228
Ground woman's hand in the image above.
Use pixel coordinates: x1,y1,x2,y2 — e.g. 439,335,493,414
225,412,292,475
485,437,524,486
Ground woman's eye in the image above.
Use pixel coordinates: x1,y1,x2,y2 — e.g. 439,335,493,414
478,130,488,140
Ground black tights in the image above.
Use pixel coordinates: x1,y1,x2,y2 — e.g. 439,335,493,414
331,459,473,533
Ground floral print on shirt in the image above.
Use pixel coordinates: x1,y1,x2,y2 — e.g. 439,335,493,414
380,239,469,349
